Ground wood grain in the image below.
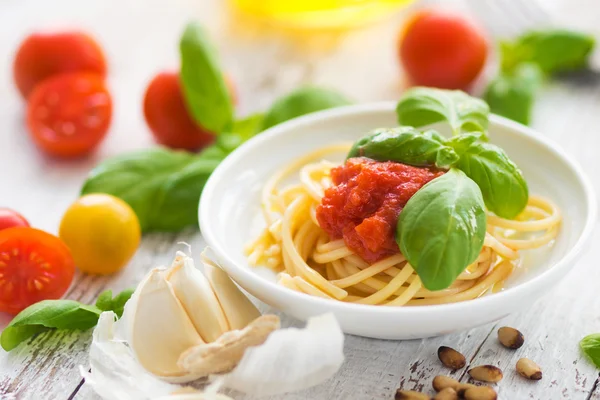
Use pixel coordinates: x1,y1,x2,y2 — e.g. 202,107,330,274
1,0,600,399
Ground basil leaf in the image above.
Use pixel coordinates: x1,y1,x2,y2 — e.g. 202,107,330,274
95,289,134,318
450,139,528,219
180,22,233,133
95,290,113,311
82,149,203,232
347,127,459,169
262,86,352,131
501,30,595,74
1,300,102,351
397,87,490,136
484,63,543,125
581,333,600,369
397,169,486,291
232,113,264,141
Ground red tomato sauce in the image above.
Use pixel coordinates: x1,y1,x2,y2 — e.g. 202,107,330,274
316,158,443,263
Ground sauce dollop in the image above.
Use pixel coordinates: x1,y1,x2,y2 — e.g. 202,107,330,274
316,157,443,263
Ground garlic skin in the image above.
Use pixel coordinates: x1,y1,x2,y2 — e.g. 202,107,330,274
201,252,261,330
166,254,230,342
179,314,280,375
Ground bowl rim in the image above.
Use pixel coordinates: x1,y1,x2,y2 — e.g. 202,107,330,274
200,102,597,316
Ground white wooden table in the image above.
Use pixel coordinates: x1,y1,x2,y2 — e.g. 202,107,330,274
1,0,600,399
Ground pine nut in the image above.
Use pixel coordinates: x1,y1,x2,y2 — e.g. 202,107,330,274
395,390,431,400
516,358,542,380
438,346,466,369
468,365,503,383
497,326,525,349
463,386,497,400
433,387,457,400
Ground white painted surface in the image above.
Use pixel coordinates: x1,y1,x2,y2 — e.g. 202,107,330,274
0,0,600,399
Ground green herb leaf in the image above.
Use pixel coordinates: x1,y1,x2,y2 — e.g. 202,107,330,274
581,333,600,368
450,137,528,219
94,290,113,311
397,87,490,136
81,127,260,233
1,300,102,351
180,21,233,133
261,86,352,131
95,289,134,318
484,63,544,125
82,149,210,232
232,113,265,141
347,127,459,169
501,30,595,74
397,169,487,291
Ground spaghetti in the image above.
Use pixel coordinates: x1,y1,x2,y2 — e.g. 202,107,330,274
245,144,561,306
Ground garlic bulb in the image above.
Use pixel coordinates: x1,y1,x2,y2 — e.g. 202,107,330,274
83,250,345,400
115,252,278,383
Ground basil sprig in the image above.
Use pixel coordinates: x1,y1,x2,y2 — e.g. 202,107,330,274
261,86,352,131
1,289,132,351
180,22,234,134
449,134,528,219
397,87,489,137
396,169,487,291
347,127,459,169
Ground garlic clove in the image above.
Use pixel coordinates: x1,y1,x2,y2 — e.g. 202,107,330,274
166,253,230,342
124,267,205,380
178,314,280,376
201,252,261,330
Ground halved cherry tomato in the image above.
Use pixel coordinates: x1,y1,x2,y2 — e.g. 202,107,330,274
13,31,107,99
399,10,488,90
143,72,237,151
26,72,112,158
0,227,75,314
0,208,30,231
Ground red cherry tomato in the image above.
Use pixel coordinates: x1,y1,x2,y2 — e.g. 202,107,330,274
399,10,488,90
143,72,216,151
0,209,30,231
0,227,75,314
13,31,107,99
26,72,112,158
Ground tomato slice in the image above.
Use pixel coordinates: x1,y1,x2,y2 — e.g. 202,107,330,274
0,227,75,314
26,72,112,158
0,208,29,231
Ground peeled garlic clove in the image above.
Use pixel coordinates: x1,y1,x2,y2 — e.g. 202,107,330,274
166,253,230,342
123,267,205,381
179,314,280,376
202,253,261,330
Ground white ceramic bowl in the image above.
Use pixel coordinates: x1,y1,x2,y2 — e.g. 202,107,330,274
200,103,596,339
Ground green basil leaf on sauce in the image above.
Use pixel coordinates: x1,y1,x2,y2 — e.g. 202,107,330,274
396,169,487,291
484,62,544,126
261,86,352,131
180,22,233,134
501,30,595,74
347,127,459,169
450,139,528,219
397,87,490,136
581,333,600,369
1,300,102,351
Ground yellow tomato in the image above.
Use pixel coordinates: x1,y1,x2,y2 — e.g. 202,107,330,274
59,194,141,275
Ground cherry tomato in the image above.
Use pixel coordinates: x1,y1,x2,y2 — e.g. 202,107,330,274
59,194,141,275
143,72,236,151
13,31,107,99
399,10,488,90
0,227,75,314
26,72,112,158
0,208,30,231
